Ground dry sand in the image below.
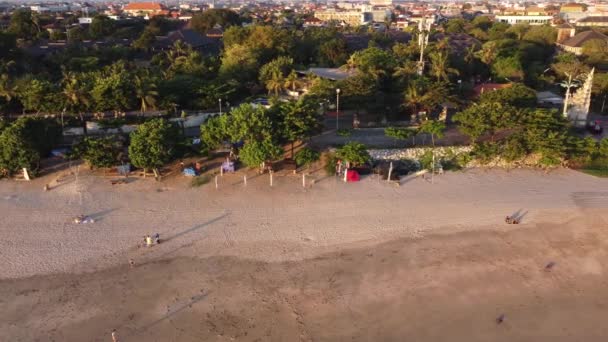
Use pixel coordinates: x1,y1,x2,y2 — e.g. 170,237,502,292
1,168,608,341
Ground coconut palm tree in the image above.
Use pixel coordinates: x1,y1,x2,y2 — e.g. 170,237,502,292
266,71,285,96
134,73,159,113
429,51,459,82
62,72,90,134
392,60,418,81
284,70,300,92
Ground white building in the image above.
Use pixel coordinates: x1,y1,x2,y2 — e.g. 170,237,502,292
495,14,553,25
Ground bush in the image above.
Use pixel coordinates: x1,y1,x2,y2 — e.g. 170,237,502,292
72,136,123,169
191,174,212,187
335,142,370,166
295,147,320,168
472,142,500,164
336,128,351,137
324,152,337,175
239,139,283,169
418,150,435,171
502,135,528,162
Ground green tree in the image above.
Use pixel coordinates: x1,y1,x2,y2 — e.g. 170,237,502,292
346,47,396,80
62,72,91,134
336,142,370,166
0,120,40,176
385,126,416,146
506,23,530,40
479,83,537,108
294,147,320,169
266,71,285,96
74,136,122,169
89,15,116,39
276,99,322,156
200,114,229,152
428,51,459,82
190,9,241,34
8,9,38,40
134,72,158,113
128,118,179,178
259,56,293,85
284,70,300,92
453,102,517,142
492,56,524,81
133,27,157,51
239,139,283,171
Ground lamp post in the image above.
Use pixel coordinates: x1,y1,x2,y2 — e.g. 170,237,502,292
219,98,222,115
336,88,340,131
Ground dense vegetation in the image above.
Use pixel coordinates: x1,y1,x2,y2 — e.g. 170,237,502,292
0,9,607,177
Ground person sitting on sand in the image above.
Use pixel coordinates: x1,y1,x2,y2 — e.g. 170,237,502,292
512,218,520,224
505,216,512,224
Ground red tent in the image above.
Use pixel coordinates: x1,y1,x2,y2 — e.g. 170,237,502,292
346,169,360,182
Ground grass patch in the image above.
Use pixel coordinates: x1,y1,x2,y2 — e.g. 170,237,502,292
579,157,608,177
579,168,608,177
191,174,212,187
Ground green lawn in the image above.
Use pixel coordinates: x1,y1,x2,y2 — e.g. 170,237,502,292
579,168,608,177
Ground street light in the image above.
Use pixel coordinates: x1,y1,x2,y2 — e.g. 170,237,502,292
336,88,341,130
219,98,222,115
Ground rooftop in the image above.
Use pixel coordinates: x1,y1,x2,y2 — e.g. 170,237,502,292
124,2,165,11
561,30,608,47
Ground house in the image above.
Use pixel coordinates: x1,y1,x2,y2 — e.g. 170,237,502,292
556,23,576,44
557,30,608,55
576,16,608,28
303,17,324,28
155,29,221,54
123,2,167,17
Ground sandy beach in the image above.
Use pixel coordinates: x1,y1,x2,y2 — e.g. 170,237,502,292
2,168,608,341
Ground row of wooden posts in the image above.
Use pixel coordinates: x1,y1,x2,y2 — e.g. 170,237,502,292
212,161,398,189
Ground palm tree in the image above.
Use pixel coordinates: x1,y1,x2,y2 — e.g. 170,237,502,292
284,70,300,92
62,72,90,135
393,60,418,81
266,71,284,96
134,73,158,113
429,51,459,82
476,41,498,65
404,84,425,116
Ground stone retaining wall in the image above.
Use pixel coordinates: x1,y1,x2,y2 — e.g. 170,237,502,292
368,146,473,161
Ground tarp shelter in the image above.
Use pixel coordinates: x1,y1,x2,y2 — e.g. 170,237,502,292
346,169,360,182
183,167,197,177
222,161,235,173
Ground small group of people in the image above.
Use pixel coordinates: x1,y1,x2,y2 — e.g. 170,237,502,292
73,215,94,224
504,216,520,224
143,233,160,247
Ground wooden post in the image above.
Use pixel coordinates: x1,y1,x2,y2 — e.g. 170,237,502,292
220,166,223,176
387,162,393,183
431,153,435,184
215,175,218,189
270,171,273,187
244,175,247,186
337,162,342,175
344,168,348,182
302,173,306,188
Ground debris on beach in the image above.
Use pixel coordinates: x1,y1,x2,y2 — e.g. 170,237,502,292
496,314,505,324
545,261,556,271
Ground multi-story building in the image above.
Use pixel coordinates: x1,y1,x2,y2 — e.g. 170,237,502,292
314,9,372,26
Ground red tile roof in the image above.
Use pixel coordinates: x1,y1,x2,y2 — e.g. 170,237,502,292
124,2,165,11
